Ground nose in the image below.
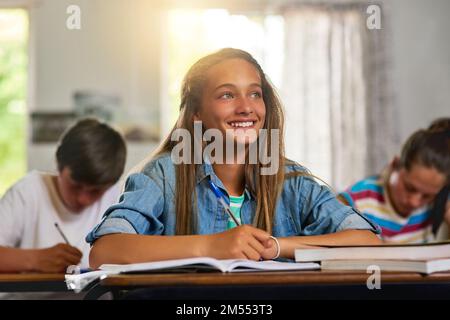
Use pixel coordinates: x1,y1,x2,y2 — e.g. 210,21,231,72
407,193,423,209
235,96,253,115
77,192,96,207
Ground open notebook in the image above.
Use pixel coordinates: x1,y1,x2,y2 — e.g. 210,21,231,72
65,257,319,293
99,257,320,273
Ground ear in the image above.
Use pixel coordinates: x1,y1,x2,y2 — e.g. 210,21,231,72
58,165,68,177
391,156,401,169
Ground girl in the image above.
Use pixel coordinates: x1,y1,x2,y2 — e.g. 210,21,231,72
87,48,380,268
340,120,449,243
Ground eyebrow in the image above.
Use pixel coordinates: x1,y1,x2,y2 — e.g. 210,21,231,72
214,83,262,91
404,179,436,196
404,181,418,191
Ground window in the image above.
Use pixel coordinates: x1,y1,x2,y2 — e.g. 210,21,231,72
162,5,392,189
163,9,283,133
0,9,28,195
282,6,394,189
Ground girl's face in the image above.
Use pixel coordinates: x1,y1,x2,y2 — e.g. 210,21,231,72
389,163,446,216
195,58,266,145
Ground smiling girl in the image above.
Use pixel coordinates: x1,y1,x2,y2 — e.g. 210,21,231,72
87,48,380,268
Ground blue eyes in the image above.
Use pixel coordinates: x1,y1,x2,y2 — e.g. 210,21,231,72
221,93,233,99
219,92,262,99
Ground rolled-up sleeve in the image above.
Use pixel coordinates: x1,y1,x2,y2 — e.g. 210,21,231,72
86,172,165,244
297,177,380,235
336,211,381,233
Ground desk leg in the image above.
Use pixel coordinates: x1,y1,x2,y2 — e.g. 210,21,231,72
84,282,113,300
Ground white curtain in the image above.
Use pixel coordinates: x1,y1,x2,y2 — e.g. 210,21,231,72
281,5,397,190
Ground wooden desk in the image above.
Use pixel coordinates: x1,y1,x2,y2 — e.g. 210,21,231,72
0,273,67,292
85,270,450,300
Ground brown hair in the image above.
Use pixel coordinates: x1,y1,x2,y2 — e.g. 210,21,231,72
425,117,450,234
152,48,286,235
428,117,450,133
56,118,126,185
399,129,450,182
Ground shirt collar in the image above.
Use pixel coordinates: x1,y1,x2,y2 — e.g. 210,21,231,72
195,162,255,200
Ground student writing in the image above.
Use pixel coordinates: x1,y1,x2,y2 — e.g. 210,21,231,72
340,118,450,243
87,48,381,268
0,118,126,273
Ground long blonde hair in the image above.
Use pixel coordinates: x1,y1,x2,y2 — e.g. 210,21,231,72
151,48,288,235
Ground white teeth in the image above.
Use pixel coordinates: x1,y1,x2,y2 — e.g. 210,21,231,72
230,121,254,128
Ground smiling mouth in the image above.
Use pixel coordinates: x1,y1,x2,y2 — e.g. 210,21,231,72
227,121,256,128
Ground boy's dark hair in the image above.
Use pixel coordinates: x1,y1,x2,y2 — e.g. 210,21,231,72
56,118,126,185
399,129,450,182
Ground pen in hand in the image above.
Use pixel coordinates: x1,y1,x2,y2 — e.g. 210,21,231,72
54,222,71,245
207,180,241,227
208,179,269,261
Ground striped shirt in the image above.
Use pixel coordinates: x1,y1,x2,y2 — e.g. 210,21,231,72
340,174,434,244
227,194,244,229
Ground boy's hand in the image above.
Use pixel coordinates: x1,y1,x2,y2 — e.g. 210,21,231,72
29,243,82,273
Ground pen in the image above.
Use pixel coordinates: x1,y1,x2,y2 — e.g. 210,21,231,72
54,222,71,245
66,265,92,274
207,179,241,227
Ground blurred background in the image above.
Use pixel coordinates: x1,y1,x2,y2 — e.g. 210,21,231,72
0,0,449,195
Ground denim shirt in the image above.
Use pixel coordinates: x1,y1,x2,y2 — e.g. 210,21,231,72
86,153,379,244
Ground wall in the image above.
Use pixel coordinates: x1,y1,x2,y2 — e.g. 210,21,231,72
27,0,162,172
31,0,161,113
390,0,450,143
26,0,450,171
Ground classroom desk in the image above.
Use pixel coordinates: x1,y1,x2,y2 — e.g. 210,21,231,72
84,270,450,300
0,273,67,293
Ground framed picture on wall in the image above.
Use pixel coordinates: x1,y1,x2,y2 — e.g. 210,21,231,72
30,112,76,143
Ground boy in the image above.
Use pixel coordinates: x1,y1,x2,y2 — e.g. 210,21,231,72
340,118,449,243
0,118,126,272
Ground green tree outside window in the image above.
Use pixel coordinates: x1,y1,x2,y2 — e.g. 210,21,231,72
0,9,27,196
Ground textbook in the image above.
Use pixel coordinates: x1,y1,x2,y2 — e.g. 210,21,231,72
320,258,450,274
65,257,319,292
295,241,450,262
99,257,320,274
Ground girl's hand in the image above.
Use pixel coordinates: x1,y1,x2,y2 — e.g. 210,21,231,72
260,237,279,260
260,238,330,260
205,225,271,261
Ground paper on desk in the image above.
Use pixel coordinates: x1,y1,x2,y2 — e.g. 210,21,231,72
65,270,117,293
